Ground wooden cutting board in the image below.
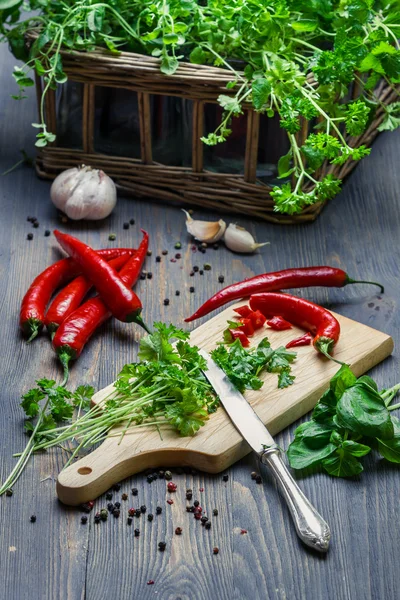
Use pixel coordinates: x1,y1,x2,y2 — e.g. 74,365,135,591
57,303,394,505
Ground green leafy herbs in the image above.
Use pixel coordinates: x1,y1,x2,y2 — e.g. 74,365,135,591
1,1,400,212
211,337,296,392
287,365,400,478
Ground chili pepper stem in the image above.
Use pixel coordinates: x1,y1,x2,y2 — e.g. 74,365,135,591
131,313,152,334
318,345,346,366
26,326,40,344
345,278,384,294
59,353,71,387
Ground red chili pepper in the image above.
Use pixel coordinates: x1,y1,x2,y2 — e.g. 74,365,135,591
20,248,136,342
53,231,149,384
53,230,147,328
267,316,292,331
233,305,252,317
248,310,266,330
185,267,384,322
227,329,250,347
250,292,341,360
238,318,254,336
285,332,313,349
44,253,132,336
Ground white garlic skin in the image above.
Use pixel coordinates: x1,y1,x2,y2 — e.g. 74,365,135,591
50,166,117,220
224,223,269,253
182,210,226,243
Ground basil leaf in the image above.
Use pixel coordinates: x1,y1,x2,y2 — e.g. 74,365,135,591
322,450,364,477
342,440,371,457
293,421,334,449
287,438,336,470
330,364,357,400
377,416,400,463
336,383,394,440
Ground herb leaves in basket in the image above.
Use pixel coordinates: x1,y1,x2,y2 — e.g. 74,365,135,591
1,0,400,213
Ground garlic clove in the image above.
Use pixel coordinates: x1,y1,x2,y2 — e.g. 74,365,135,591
223,223,270,253
182,210,226,243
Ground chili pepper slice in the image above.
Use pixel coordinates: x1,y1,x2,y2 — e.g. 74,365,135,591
53,231,149,384
233,305,252,317
238,318,254,336
185,267,384,322
248,310,266,330
250,292,341,361
225,329,250,347
54,230,148,329
44,253,132,336
20,248,136,342
267,316,292,331
285,332,313,349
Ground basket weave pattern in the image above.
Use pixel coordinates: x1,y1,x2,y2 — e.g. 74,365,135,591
34,44,399,224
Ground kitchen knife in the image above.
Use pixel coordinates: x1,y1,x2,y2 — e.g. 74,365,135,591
199,349,331,553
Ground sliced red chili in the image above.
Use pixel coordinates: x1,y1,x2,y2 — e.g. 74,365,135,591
225,329,250,347
285,332,313,349
238,318,254,336
233,305,252,317
267,316,292,330
248,310,266,329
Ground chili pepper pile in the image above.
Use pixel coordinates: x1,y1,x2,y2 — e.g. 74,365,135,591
20,230,149,383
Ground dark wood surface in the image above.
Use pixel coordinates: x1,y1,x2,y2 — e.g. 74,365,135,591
1,44,400,600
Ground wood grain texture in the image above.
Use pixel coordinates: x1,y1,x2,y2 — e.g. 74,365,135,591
57,306,393,505
1,43,400,600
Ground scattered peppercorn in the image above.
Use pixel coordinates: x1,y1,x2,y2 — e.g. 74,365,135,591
121,493,128,501
170,258,177,263
163,298,170,306
113,509,120,518
190,271,195,277
107,503,114,512
106,492,113,500
147,474,154,483
147,580,155,585
201,516,209,525
213,243,219,250
213,547,219,555
241,529,248,535
194,513,201,520
156,506,162,515
134,528,140,537
175,253,181,259
164,471,172,481
193,500,200,507
128,508,135,517
250,472,257,480
30,515,36,523
156,256,161,262
167,482,177,492
130,218,135,225
162,250,168,255
201,242,208,248
108,234,116,241
167,499,174,505
140,272,146,280
174,242,182,249
186,506,194,513
175,527,183,535
222,474,229,482
204,263,211,270
190,286,195,293
123,222,129,230
199,487,204,492
193,266,199,272
132,488,138,496
199,248,206,254
147,514,154,522
218,275,225,283
147,249,152,256
158,541,166,552
135,509,141,518
27,233,33,241
175,290,180,296
94,514,101,524
114,501,121,509
205,522,211,530
213,509,219,516
27,216,33,222
152,472,158,480
140,505,146,513
158,470,165,479
199,270,204,275
44,230,50,237
33,221,39,228
255,475,262,484
186,491,193,501
81,516,88,524
81,503,92,514
127,517,133,526
147,272,153,279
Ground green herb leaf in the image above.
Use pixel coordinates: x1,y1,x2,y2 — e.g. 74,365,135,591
322,450,364,477
377,416,400,463
336,383,394,439
251,78,271,111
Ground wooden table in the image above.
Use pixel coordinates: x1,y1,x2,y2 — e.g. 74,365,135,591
0,44,399,600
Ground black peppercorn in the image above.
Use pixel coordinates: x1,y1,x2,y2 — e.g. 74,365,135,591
255,475,262,484
107,503,114,512
158,541,166,551
190,271,195,276
81,516,88,524
175,527,183,535
147,513,154,522
156,506,162,515
114,501,121,509
127,517,133,526
161,250,168,255
30,515,36,523
81,503,92,514
186,492,193,501
33,221,39,228
205,522,211,530
175,253,181,259
130,218,135,225
200,516,208,524
140,272,146,280
189,286,195,293
147,474,154,483
222,474,229,482
163,298,169,306
218,275,225,283
135,509,141,518
121,493,128,501
134,528,140,537
106,492,113,500
186,506,195,513
250,472,257,480
113,509,120,518
158,470,165,479
193,265,199,272
27,233,33,241
213,243,219,250
175,290,180,296
193,500,200,507
132,488,138,496
123,222,129,230
147,272,153,279
94,515,101,524
213,508,218,516
156,256,161,262
44,230,50,237
140,505,147,513
199,269,204,275
164,471,172,481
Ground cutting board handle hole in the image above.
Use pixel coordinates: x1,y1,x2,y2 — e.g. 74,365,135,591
77,467,92,475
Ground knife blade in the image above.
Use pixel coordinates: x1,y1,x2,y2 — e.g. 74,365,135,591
199,349,331,553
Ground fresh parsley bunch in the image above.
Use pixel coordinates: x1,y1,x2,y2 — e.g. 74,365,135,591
287,365,400,477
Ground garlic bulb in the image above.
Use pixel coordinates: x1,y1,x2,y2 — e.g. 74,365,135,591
50,165,117,220
224,223,269,253
182,210,226,243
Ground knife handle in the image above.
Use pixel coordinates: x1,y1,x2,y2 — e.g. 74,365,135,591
259,447,330,553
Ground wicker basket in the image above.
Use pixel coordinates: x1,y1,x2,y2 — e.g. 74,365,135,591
31,39,399,224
